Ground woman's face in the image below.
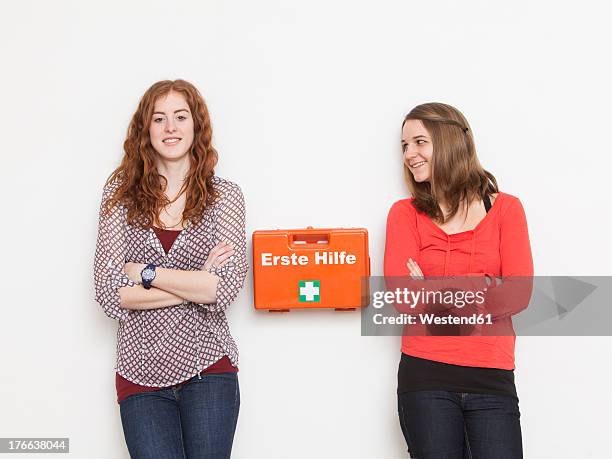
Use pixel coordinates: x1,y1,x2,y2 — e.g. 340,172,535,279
402,119,433,183
149,90,195,160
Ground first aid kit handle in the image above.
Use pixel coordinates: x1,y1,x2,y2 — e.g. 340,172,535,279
289,232,330,247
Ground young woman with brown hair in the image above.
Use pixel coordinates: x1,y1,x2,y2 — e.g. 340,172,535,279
385,103,533,458
93,79,247,458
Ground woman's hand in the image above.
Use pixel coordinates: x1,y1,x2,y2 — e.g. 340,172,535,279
203,241,235,272
124,262,147,284
407,258,424,280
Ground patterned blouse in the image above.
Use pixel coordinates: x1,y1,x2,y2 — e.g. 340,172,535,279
93,175,247,387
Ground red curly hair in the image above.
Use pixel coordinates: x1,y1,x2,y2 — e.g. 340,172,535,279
103,79,219,229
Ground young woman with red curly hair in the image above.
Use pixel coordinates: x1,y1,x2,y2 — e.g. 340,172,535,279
385,103,533,458
93,79,247,458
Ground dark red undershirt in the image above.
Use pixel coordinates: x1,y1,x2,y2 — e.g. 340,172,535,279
115,226,238,404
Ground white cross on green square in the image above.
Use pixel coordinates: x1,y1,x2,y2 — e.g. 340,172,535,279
299,280,320,302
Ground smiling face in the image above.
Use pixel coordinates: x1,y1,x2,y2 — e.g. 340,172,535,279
149,90,195,160
402,119,433,183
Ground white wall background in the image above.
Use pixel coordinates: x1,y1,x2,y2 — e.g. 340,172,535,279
1,0,611,457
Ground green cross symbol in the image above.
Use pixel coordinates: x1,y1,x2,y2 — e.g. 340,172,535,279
299,280,320,302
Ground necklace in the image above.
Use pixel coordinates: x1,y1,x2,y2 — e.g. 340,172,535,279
159,206,185,229
159,186,187,229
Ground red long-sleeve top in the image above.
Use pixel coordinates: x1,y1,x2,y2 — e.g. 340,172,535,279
384,192,533,370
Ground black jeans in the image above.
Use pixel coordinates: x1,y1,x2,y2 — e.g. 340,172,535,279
398,390,522,459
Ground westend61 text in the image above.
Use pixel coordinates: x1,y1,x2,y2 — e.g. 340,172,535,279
372,313,493,325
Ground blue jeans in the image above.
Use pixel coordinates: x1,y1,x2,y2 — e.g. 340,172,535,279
119,372,240,459
398,390,522,459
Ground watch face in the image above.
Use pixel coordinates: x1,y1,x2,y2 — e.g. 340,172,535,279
142,268,155,281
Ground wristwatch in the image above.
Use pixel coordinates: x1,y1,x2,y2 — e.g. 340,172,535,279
140,263,157,289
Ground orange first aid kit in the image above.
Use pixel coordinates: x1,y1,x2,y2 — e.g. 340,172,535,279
252,227,370,312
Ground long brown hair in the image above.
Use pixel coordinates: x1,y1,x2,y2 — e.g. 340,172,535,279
402,102,498,222
103,79,219,229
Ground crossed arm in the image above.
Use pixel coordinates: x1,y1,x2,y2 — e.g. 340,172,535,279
118,242,234,311
94,181,248,320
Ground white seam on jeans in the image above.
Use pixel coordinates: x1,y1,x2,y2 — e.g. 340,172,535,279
464,424,473,459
